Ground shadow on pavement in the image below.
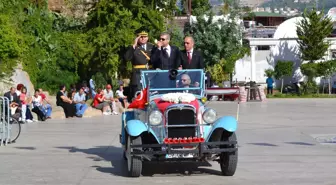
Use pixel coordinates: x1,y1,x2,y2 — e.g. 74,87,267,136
284,142,315,146
247,142,278,147
14,146,37,150
56,146,224,177
56,146,127,177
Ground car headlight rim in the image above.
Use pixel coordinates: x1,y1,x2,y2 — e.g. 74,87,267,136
202,108,217,124
149,110,163,125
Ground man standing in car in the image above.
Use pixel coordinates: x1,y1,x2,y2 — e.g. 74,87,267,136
124,29,154,102
180,36,204,70
151,32,181,70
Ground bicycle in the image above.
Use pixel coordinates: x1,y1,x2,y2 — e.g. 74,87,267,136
1,116,21,144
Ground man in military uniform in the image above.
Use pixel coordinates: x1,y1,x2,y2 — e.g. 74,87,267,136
124,29,154,102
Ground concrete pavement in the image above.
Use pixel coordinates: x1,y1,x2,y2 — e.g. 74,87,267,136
1,99,336,185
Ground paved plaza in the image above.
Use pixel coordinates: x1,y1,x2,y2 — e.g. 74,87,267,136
1,99,336,185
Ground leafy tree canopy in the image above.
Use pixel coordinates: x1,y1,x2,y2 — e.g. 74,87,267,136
296,8,333,63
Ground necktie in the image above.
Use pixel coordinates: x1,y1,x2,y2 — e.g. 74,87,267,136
187,52,191,64
164,48,169,57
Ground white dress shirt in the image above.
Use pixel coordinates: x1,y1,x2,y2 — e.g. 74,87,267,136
163,45,171,57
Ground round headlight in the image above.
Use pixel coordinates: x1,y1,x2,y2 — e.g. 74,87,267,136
202,108,217,124
149,110,163,125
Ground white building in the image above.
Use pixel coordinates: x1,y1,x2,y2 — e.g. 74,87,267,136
233,16,336,87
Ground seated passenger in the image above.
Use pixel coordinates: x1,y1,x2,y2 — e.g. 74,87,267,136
179,74,200,94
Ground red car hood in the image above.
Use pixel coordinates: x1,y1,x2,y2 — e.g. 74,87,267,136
153,98,200,113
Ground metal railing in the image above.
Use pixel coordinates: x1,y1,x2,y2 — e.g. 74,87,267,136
0,96,11,146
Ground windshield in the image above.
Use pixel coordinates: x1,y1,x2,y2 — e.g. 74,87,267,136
141,69,205,97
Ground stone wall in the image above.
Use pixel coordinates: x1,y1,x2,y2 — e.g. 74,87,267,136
0,64,35,96
48,0,97,18
48,0,64,12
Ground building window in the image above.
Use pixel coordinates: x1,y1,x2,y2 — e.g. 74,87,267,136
331,50,336,59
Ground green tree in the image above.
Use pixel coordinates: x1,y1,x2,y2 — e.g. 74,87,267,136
184,9,249,83
296,8,333,63
167,23,185,49
300,62,319,94
92,72,107,90
0,14,23,78
191,0,211,16
274,61,293,93
264,68,275,78
184,12,245,67
178,0,211,16
0,0,178,94
86,0,166,80
316,60,336,94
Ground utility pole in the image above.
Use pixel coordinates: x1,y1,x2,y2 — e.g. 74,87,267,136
188,0,192,16
316,0,319,10
187,0,192,22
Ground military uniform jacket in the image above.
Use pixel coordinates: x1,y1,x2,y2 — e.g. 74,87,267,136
124,43,154,86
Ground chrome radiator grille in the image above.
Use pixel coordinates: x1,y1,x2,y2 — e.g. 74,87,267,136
166,105,197,138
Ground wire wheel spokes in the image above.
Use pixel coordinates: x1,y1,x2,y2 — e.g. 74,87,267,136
8,118,21,143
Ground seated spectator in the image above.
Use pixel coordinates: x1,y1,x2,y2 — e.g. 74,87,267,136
73,88,88,117
16,84,24,96
32,90,48,121
116,85,129,108
56,85,76,118
70,84,76,92
70,89,76,100
69,84,77,100
82,81,90,100
93,88,111,115
4,87,21,120
20,87,33,123
103,84,118,115
38,88,52,119
38,88,52,109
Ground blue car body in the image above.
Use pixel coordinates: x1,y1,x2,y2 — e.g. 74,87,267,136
120,69,238,161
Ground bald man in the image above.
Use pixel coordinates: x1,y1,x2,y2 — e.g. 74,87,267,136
179,74,200,94
180,36,204,70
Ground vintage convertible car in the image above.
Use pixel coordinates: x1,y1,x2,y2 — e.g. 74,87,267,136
119,69,238,177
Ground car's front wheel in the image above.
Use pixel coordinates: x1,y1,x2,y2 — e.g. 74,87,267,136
126,135,143,177
219,132,238,176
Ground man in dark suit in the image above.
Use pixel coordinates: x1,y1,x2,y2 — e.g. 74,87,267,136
151,32,181,70
3,87,22,119
124,29,154,101
180,36,204,70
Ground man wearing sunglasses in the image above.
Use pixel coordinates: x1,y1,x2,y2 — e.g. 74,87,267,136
180,36,204,69
124,29,154,101
151,32,181,70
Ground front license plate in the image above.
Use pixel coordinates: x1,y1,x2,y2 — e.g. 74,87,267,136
165,153,194,159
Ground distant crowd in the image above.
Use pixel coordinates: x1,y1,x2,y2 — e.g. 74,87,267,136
2,80,129,122
3,84,52,123
56,80,128,118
